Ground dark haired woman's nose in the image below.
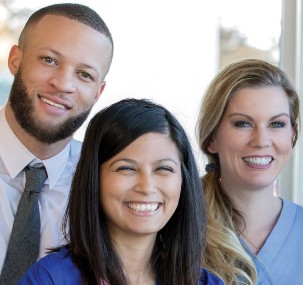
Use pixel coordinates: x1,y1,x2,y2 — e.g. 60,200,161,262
134,173,156,194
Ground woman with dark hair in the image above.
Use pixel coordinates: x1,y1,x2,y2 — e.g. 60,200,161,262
18,98,223,285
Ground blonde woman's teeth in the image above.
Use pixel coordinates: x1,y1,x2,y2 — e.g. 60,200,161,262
243,157,272,165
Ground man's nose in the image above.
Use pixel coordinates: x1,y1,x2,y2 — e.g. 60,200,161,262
48,67,76,93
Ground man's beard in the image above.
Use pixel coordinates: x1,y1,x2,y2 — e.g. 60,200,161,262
9,70,92,144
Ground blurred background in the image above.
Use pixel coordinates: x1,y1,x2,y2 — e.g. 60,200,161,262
0,0,302,204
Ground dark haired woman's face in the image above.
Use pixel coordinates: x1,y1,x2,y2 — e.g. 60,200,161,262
100,132,182,240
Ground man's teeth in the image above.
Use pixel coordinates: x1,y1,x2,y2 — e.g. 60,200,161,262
127,203,159,212
243,157,272,165
41,97,66,109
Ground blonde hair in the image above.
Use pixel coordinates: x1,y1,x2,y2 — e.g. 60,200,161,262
197,58,300,284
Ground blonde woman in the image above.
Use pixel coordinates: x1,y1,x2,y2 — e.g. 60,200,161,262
197,59,301,284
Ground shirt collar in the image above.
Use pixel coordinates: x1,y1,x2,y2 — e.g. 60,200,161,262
42,143,70,190
0,107,35,178
0,106,71,190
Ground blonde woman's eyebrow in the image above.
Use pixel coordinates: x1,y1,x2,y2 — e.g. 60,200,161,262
228,113,253,120
270,113,290,120
228,112,290,121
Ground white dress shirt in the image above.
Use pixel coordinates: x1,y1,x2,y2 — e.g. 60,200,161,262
0,107,82,272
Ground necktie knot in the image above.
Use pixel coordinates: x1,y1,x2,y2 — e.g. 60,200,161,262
24,165,48,194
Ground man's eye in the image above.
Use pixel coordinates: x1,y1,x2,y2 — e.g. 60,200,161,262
41,57,55,64
78,71,94,81
234,121,251,128
271,121,285,128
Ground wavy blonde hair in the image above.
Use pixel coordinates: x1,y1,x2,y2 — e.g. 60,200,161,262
197,58,300,284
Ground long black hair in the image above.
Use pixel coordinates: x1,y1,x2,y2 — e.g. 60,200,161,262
64,98,206,285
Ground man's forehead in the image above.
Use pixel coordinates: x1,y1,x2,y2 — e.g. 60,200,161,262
24,15,111,50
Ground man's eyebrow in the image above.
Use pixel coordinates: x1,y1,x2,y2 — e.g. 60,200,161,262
79,63,99,73
38,48,62,57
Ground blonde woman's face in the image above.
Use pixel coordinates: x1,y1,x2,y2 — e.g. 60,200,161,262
207,86,294,193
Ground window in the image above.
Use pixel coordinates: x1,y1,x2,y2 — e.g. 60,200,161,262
1,0,301,204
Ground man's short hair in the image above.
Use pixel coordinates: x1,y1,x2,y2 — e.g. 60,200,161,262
19,3,113,48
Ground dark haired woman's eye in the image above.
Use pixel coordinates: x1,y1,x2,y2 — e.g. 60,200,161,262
155,166,175,174
116,165,136,172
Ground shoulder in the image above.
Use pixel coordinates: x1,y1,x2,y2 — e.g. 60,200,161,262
199,268,224,285
278,199,303,237
283,199,303,216
17,247,81,285
68,139,82,168
69,138,82,155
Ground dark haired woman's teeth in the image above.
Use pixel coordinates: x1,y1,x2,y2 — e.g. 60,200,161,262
127,203,159,212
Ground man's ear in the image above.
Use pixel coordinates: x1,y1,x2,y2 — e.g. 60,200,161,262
8,45,23,75
93,81,106,105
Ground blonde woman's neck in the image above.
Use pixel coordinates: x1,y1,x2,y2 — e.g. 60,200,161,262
229,188,282,255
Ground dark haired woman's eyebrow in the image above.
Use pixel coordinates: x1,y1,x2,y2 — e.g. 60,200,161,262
109,158,136,167
157,158,179,166
108,158,179,167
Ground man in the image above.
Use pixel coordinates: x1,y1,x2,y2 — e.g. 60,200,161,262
0,3,113,282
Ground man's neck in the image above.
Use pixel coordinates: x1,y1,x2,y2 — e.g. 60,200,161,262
5,105,71,160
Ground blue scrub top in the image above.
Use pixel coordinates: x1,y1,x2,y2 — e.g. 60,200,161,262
17,247,223,285
240,199,303,285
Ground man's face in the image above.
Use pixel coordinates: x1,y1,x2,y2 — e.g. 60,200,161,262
8,15,113,144
9,70,92,143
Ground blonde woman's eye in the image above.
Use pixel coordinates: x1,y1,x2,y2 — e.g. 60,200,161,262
271,121,285,128
234,121,251,128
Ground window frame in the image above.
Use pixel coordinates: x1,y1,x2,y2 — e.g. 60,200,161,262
278,0,303,205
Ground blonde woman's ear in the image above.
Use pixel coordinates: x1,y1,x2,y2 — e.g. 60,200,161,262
207,139,218,154
291,126,298,147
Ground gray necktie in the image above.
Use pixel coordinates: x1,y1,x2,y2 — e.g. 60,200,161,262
0,165,47,285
